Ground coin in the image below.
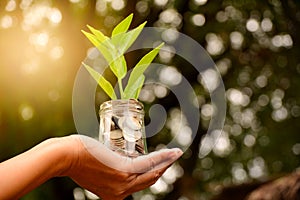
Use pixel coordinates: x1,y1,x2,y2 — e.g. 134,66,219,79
123,128,136,142
125,140,136,154
134,130,142,140
135,139,145,154
117,116,126,129
110,129,123,139
125,117,142,130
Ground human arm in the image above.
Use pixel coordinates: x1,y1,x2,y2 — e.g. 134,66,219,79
0,135,183,200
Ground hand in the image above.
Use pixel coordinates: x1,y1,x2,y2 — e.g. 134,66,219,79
64,135,183,200
0,134,182,200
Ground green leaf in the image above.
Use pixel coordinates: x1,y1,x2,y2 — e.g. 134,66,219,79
81,30,101,48
82,27,127,81
124,42,164,97
87,25,109,43
133,77,144,99
124,75,145,99
111,13,133,37
82,30,114,63
81,15,156,100
109,55,127,80
86,25,117,55
82,62,117,100
111,21,147,55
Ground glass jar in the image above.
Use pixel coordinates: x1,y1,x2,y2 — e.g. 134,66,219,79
99,99,147,157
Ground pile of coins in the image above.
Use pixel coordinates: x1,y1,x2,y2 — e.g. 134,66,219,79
103,115,145,156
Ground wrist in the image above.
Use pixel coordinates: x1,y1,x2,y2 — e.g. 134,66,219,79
52,135,82,177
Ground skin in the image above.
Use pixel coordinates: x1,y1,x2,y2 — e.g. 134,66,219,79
0,135,183,200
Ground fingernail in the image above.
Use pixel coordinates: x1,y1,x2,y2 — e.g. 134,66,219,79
169,148,183,160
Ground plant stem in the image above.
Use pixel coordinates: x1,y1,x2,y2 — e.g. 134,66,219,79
118,79,124,99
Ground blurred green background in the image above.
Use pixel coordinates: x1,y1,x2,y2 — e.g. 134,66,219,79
0,0,300,199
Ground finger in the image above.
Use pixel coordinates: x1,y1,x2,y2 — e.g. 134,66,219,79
127,164,171,194
127,148,183,173
77,135,129,171
77,134,183,173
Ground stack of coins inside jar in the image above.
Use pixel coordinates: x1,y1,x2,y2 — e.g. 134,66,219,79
99,99,147,157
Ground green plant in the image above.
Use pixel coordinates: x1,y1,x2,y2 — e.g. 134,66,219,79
82,14,163,100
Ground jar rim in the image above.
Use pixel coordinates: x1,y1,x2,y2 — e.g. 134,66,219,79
99,99,144,114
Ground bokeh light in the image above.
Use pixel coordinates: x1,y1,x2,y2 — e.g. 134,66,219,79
1,0,300,199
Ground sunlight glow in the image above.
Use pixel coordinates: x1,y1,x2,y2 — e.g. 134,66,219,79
49,46,64,60
22,3,62,30
1,15,13,29
230,31,244,50
140,194,155,200
199,130,232,158
96,0,107,15
261,18,273,32
227,88,250,106
139,85,155,103
48,8,62,24
73,187,85,200
240,109,255,128
271,96,282,109
194,0,207,6
176,125,192,146
246,18,259,32
154,85,168,98
257,94,269,107
166,108,193,147
230,124,242,136
104,15,117,28
238,70,250,85
69,0,81,3
248,157,267,179
216,11,228,22
291,105,300,117
136,1,149,14
21,61,39,75
161,28,179,43
255,75,268,88
205,33,225,56
232,163,248,183
29,32,49,51
198,69,220,92
272,106,288,122
162,163,184,184
5,0,17,12
216,58,231,75
35,32,49,46
244,134,256,147
154,0,168,7
111,0,125,11
48,89,61,102
150,178,169,194
271,34,293,48
213,131,231,157
20,0,33,10
159,44,176,63
84,189,99,199
191,14,205,26
23,5,49,29
159,66,182,86
201,104,213,119
19,104,34,121
292,143,300,155
159,9,182,27
271,89,284,109
201,157,213,169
